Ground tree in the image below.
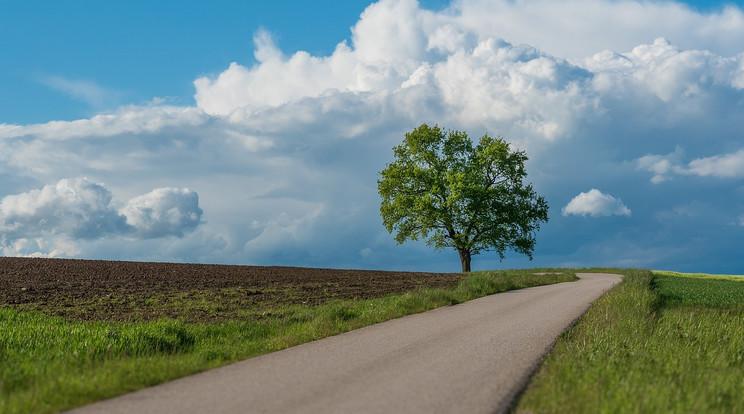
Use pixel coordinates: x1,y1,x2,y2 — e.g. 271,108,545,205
378,124,549,272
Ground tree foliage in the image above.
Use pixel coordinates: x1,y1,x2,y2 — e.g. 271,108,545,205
378,124,549,272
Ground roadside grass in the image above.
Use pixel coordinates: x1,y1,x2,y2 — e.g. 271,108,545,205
515,270,744,413
0,269,575,414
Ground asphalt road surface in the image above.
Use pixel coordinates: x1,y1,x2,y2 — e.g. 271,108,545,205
68,273,621,414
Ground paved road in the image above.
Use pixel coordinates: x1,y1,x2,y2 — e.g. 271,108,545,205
68,273,621,414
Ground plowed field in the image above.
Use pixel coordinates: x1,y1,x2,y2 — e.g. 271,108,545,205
0,257,459,322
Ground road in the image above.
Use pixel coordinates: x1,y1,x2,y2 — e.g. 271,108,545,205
68,273,621,414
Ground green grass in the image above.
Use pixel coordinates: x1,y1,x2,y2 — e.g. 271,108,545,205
515,270,744,413
0,269,575,414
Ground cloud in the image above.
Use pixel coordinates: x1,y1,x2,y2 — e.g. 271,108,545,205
562,189,631,217
687,150,744,177
0,237,81,258
636,148,686,184
452,0,744,59
638,148,744,181
2,0,744,271
192,1,744,146
585,37,744,104
120,187,203,238
0,178,128,240
194,0,744,116
0,104,206,141
38,75,122,108
0,178,203,256
196,26,596,143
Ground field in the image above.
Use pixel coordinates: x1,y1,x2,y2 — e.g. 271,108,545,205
0,257,576,414
653,274,744,308
0,257,460,322
654,270,744,282
515,270,744,413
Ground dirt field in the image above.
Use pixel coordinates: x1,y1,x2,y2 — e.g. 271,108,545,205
0,257,460,322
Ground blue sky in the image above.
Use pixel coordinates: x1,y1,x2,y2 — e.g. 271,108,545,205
2,0,744,273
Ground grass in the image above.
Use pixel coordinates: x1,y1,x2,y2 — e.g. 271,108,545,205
515,270,744,413
0,269,575,414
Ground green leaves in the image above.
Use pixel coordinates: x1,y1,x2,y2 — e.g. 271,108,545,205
378,124,549,270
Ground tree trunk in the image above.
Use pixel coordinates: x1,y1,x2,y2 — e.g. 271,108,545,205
458,249,472,273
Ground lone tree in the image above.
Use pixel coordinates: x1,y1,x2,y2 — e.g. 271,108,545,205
378,124,549,272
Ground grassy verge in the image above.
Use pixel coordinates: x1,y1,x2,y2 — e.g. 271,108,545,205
515,270,744,413
0,269,574,414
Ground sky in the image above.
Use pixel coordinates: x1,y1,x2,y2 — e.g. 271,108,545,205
1,0,744,273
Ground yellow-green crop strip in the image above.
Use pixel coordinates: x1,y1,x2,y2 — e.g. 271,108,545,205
654,270,744,282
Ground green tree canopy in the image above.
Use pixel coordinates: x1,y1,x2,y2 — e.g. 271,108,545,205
378,124,549,272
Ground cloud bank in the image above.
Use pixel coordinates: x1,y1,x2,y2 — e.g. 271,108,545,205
1,0,744,271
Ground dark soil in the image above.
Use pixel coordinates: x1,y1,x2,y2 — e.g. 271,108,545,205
0,257,461,322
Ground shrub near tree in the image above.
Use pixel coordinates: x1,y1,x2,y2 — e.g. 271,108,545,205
378,124,549,272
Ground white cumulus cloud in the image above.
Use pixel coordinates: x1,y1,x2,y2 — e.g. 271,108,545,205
0,178,204,256
562,189,632,217
453,0,744,58
0,178,128,240
120,187,203,239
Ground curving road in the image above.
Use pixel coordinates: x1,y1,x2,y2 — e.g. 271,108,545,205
68,273,621,414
